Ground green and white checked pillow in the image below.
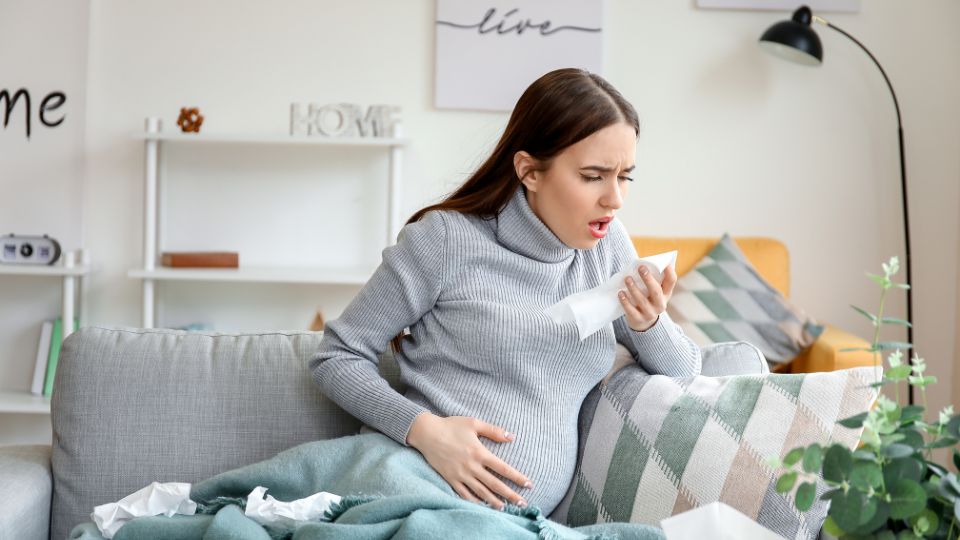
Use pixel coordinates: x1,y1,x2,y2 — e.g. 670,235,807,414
666,234,824,364
550,365,877,540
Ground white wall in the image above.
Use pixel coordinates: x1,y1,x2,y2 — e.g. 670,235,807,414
0,0,90,444
2,0,958,445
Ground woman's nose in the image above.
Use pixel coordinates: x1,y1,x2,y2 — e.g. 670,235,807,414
602,181,623,210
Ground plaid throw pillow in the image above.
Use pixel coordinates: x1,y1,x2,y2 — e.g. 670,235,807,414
550,365,876,540
666,234,824,364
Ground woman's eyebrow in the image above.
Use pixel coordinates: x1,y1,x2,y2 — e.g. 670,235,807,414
580,165,636,172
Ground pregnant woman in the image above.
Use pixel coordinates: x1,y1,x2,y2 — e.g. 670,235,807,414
310,67,702,517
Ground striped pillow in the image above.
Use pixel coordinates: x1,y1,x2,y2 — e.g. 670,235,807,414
550,365,876,540
666,233,824,364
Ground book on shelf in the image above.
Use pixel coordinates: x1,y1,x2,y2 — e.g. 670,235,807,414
31,321,53,396
161,251,239,268
32,316,80,397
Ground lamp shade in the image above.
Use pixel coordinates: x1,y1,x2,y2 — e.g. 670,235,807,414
759,5,823,66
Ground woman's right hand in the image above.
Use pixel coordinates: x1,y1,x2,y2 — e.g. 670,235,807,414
406,412,532,510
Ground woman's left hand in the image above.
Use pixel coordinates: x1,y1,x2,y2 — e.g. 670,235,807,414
619,263,678,332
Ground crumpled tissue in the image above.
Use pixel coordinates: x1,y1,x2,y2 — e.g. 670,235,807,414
545,250,678,340
660,501,786,540
244,485,342,528
92,482,343,538
92,481,197,539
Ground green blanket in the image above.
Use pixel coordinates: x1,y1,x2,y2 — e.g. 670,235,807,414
69,433,664,540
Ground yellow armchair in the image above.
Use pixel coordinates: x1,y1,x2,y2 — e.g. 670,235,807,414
630,236,874,373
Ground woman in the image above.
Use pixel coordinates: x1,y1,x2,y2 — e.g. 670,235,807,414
310,68,701,517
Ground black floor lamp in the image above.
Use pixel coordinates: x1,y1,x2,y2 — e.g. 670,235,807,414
758,5,914,404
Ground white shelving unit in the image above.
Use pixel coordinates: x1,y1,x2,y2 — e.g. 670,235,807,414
0,249,94,414
129,117,408,328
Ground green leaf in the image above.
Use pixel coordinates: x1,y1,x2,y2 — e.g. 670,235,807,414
840,347,873,353
849,461,883,490
885,457,925,485
888,478,927,519
851,500,890,536
852,305,878,323
823,444,853,483
925,436,959,449
900,406,926,424
885,365,913,380
882,443,916,459
868,273,890,288
782,447,805,467
880,317,913,327
947,415,960,439
896,427,926,449
795,481,816,512
776,471,798,493
822,515,845,536
876,341,914,351
828,487,867,532
893,282,911,290
838,412,870,429
908,508,939,535
953,449,960,471
802,444,822,474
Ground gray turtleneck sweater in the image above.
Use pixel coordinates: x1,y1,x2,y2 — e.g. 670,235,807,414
309,184,702,514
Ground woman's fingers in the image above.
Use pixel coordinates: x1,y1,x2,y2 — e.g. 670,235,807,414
477,468,527,507
636,267,665,310
483,453,532,490
453,482,482,504
661,264,678,298
473,419,515,443
466,476,504,510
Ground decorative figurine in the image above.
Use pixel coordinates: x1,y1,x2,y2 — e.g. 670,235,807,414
176,107,204,133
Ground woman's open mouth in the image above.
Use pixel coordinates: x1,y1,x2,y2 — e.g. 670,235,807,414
588,219,610,239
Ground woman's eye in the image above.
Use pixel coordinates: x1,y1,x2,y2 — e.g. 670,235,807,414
582,175,603,182
619,176,635,182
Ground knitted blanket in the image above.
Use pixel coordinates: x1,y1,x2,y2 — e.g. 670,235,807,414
69,433,664,540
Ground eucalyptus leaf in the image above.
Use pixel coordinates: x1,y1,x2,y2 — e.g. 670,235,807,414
900,405,926,424
875,341,913,351
908,508,938,536
776,471,798,493
925,436,959,449
896,427,925,449
880,317,913,327
882,443,916,459
802,444,822,474
783,447,804,467
838,411,870,429
841,346,873,353
849,461,883,490
884,457,924,484
822,515,845,536
947,415,960,439
795,482,816,512
885,365,913,379
851,305,878,323
888,478,927,519
823,444,853,483
828,487,866,532
953,449,960,471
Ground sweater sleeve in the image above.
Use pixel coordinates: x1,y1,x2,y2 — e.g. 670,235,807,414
607,218,702,377
308,210,447,445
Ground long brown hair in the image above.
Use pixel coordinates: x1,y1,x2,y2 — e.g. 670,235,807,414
389,68,639,354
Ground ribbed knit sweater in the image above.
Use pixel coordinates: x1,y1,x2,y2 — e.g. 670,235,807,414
309,183,702,514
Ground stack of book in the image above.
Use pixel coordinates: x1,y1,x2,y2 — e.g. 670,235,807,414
31,317,80,397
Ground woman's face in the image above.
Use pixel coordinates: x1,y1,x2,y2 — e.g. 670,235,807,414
515,122,637,250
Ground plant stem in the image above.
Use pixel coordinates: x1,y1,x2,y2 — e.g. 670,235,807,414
872,284,889,389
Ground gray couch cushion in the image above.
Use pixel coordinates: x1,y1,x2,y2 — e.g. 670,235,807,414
50,326,402,540
0,445,52,540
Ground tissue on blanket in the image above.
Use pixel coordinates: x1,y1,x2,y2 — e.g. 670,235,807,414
91,481,196,539
244,485,341,528
545,250,678,340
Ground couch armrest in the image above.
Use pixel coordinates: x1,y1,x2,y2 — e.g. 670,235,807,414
788,324,876,373
0,444,53,540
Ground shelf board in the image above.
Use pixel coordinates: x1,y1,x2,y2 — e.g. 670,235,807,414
139,132,408,147
0,264,95,277
128,265,376,285
0,391,51,414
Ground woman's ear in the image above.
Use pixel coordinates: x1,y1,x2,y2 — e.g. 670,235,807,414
514,151,541,192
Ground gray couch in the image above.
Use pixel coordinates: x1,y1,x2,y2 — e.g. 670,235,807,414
0,325,772,540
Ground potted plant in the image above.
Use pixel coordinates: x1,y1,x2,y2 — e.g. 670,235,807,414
772,257,960,539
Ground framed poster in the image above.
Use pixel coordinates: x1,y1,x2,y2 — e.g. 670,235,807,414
434,0,603,112
696,0,860,12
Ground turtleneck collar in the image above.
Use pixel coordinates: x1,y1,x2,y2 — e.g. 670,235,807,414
496,184,576,263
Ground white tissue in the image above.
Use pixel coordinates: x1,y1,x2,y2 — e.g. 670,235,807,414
660,501,786,540
91,481,197,539
244,485,342,528
545,250,678,340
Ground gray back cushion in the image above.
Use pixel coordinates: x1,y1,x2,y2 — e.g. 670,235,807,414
50,326,402,540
